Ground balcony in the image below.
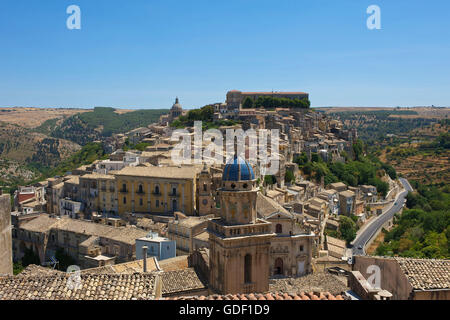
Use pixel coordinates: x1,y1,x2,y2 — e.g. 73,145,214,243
120,189,128,194
152,192,162,196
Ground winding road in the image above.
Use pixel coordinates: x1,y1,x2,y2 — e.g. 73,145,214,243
351,178,413,256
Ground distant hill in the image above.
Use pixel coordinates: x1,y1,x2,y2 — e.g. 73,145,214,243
0,107,168,191
41,107,168,145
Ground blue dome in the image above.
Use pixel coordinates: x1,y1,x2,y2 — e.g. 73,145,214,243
222,156,255,181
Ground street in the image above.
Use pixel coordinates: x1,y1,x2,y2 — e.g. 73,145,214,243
351,178,413,256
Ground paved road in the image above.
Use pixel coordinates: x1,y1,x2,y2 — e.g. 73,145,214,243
351,178,413,256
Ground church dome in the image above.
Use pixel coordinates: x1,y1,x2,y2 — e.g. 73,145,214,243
222,156,255,181
171,97,182,111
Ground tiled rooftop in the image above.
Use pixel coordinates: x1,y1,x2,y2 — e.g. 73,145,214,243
20,215,148,245
113,165,196,179
0,273,157,300
166,292,346,300
160,268,207,296
394,257,450,290
16,265,64,278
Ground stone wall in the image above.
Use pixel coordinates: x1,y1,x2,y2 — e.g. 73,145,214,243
0,193,13,275
353,256,412,300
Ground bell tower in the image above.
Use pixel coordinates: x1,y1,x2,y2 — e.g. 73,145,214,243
198,163,214,216
208,156,275,294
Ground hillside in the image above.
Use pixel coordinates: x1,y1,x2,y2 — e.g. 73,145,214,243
46,107,168,145
378,121,449,185
376,183,450,259
0,121,81,187
0,107,169,191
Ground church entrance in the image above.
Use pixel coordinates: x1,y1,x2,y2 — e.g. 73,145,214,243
274,258,284,275
297,261,305,276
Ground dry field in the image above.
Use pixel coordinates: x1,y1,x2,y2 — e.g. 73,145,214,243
0,107,91,128
321,106,450,119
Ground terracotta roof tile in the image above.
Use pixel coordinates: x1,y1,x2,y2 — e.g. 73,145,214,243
393,257,450,290
167,291,347,300
0,273,157,300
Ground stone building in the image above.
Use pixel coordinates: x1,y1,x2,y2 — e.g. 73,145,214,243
168,216,209,255
353,255,450,300
208,156,275,294
13,215,148,268
226,90,309,110
45,177,64,215
0,192,13,275
169,97,183,122
196,164,215,216
257,194,316,277
114,165,197,216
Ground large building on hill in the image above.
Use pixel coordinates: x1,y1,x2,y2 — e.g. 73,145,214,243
226,90,309,109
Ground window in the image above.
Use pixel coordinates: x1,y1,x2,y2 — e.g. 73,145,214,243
123,197,127,204
155,186,160,194
300,245,304,252
122,183,127,192
276,224,282,234
138,184,143,193
172,188,177,196
156,200,159,208
244,254,252,284
139,198,143,206
203,184,207,192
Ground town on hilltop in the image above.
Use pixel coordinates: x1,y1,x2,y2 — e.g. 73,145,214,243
0,90,449,301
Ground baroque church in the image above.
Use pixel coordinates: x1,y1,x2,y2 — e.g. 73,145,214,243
207,156,275,294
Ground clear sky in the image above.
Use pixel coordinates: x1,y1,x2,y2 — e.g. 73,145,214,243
0,0,449,109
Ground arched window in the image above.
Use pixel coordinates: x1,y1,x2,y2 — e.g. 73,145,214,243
122,183,127,192
244,254,252,284
155,186,160,194
276,224,282,234
203,184,207,192
138,184,143,194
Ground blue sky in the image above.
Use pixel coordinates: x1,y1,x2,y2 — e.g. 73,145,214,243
0,0,449,109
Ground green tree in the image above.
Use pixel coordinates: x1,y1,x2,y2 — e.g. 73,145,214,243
339,216,357,244
242,97,254,109
264,175,277,185
285,170,295,183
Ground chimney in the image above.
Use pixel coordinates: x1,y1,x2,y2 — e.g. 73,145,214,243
142,246,148,272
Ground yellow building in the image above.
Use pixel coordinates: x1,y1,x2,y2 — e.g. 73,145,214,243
114,166,197,216
97,175,117,215
80,173,117,216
